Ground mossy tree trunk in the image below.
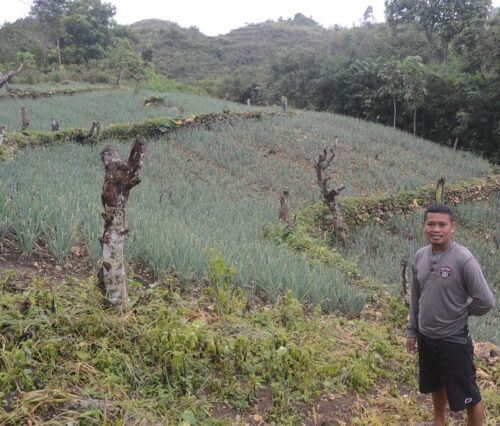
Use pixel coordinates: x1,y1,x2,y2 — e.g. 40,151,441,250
98,136,148,309
435,176,445,203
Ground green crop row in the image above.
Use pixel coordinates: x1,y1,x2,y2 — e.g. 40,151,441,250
0,88,274,133
0,84,111,101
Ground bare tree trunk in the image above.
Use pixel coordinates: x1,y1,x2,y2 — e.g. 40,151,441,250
281,96,288,112
453,136,458,152
115,69,125,88
98,136,148,308
315,147,347,245
400,260,410,307
278,190,294,227
413,108,417,136
0,62,26,89
56,36,62,66
392,95,397,129
75,122,99,145
21,107,30,131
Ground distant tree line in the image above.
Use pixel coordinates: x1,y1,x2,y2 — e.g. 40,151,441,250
265,1,499,162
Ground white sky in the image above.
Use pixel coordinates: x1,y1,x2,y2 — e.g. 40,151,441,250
5,0,391,35
5,0,500,36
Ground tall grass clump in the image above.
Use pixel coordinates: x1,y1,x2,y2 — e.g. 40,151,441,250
0,193,11,244
44,203,78,263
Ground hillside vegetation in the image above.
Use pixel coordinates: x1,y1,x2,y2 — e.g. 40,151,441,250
129,16,330,81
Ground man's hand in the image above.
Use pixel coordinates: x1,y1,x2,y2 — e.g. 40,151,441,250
406,337,417,354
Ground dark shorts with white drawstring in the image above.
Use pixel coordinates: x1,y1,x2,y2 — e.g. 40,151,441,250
417,331,481,412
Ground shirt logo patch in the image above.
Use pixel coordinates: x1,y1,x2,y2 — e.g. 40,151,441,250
465,397,472,404
439,265,452,278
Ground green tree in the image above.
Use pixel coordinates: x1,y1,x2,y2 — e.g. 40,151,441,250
378,59,404,128
385,0,492,61
400,56,428,135
270,48,326,109
107,38,146,87
61,0,116,65
328,59,384,120
363,6,375,24
0,19,48,67
30,0,69,65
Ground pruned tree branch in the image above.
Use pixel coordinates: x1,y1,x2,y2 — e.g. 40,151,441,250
75,122,101,146
0,62,26,90
315,145,347,245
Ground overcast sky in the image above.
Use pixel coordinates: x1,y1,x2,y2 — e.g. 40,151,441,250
5,0,500,36
5,0,392,35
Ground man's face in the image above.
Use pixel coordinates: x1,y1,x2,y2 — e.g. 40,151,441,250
423,212,456,251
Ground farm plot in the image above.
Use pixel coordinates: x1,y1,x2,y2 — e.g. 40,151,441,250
0,88,270,132
0,112,495,318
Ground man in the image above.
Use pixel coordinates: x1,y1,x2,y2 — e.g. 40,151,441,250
406,203,496,426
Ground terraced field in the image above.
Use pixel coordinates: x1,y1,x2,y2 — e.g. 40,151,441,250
0,87,498,425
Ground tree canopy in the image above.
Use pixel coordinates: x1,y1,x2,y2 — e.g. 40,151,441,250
29,0,116,65
385,0,492,60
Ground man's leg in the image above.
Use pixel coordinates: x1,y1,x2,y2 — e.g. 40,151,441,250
431,386,447,426
466,400,484,426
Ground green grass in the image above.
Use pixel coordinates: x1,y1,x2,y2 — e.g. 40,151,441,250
2,82,107,91
0,273,498,425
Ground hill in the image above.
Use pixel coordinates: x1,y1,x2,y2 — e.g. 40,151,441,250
129,14,334,83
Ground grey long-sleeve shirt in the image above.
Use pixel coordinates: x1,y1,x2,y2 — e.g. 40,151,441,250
407,241,496,339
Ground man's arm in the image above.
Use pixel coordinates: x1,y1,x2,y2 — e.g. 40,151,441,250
463,257,496,316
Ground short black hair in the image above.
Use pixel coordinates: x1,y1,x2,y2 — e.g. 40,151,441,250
423,203,455,222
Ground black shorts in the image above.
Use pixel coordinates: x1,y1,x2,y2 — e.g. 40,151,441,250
417,332,481,412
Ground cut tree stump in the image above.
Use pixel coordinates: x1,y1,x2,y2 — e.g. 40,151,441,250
279,190,294,227
98,136,148,308
315,146,347,245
